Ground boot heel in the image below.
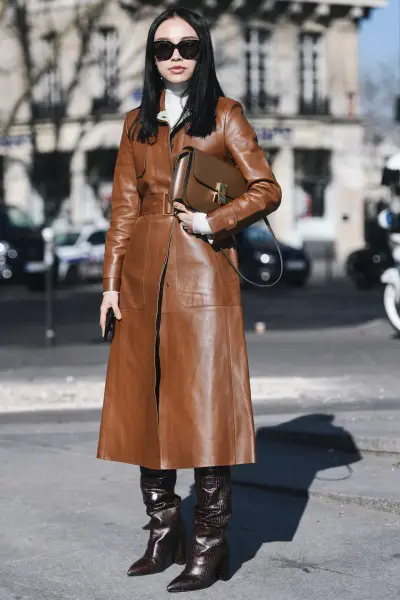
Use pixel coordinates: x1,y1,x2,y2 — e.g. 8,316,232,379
215,552,230,581
173,534,187,565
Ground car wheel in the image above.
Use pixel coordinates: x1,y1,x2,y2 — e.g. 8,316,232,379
353,277,373,290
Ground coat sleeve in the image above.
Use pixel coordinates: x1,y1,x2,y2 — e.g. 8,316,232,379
103,116,140,292
206,102,281,241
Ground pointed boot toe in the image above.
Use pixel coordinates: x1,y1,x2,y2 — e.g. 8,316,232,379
127,557,157,577
167,574,197,593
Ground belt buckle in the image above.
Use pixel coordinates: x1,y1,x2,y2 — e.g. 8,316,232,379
163,193,173,215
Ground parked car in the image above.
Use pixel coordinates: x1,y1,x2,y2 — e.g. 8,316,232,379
0,204,48,289
54,226,107,284
346,245,394,289
236,223,312,287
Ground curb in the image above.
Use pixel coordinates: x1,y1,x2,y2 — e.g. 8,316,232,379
255,425,400,456
1,374,398,413
232,478,400,515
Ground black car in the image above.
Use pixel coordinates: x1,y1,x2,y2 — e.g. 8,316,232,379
236,223,312,287
0,240,23,282
0,204,49,289
346,245,393,289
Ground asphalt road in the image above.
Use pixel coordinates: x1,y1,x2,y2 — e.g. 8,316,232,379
0,278,398,388
1,279,399,415
0,278,389,347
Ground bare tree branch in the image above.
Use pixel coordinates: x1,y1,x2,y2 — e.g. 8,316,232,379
1,0,108,136
360,64,399,121
0,0,8,23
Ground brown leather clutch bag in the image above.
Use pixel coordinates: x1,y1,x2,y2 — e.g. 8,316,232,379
169,146,247,214
169,145,283,288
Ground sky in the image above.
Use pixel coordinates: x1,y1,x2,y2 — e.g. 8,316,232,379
359,0,399,75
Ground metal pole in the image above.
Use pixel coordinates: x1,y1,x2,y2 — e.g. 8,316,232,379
42,227,56,346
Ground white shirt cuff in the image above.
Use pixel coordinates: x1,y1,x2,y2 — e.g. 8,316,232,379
192,212,213,243
192,212,212,234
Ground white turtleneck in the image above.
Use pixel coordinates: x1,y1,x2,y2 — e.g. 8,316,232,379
163,80,213,239
164,81,188,130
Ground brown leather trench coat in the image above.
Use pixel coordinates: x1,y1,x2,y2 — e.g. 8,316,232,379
97,91,281,470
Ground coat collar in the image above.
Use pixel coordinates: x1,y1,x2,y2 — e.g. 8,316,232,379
156,88,191,135
157,89,168,123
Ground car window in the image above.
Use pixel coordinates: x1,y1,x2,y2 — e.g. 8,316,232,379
7,206,35,229
87,231,106,245
244,225,273,243
54,233,80,246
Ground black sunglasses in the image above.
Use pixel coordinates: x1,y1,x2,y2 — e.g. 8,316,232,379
153,39,200,62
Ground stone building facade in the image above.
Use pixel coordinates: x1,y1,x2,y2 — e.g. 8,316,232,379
0,0,387,262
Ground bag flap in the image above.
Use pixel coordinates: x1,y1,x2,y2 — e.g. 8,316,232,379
187,146,247,200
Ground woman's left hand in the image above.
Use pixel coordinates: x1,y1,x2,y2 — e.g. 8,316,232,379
173,201,195,234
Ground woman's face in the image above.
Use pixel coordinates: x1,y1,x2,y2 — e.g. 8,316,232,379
153,17,199,85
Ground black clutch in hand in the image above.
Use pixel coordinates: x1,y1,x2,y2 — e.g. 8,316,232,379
103,308,116,342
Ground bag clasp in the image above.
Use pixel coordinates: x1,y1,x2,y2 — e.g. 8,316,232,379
213,182,228,205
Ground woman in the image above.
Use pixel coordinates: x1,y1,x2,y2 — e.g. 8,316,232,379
97,6,281,593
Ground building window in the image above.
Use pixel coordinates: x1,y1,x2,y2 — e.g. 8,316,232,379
33,31,64,120
299,32,329,116
87,148,118,219
92,27,119,114
32,152,71,221
294,150,331,219
244,26,277,114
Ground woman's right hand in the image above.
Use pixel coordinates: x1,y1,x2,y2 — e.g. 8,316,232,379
100,291,122,337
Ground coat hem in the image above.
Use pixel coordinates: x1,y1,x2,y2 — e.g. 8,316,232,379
96,454,255,469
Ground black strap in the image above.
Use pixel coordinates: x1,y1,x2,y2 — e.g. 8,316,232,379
220,217,283,288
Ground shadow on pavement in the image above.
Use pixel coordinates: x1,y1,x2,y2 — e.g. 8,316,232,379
180,413,362,579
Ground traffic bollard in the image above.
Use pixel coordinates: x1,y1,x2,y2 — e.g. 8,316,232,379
42,227,56,347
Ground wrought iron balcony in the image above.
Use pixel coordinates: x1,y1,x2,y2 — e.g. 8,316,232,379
92,95,119,116
245,92,280,116
32,101,66,121
299,97,330,116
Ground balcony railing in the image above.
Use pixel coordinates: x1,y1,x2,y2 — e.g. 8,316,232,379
92,95,119,116
245,92,280,115
32,101,66,121
299,98,330,117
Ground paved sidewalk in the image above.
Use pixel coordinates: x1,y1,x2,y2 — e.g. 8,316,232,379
234,436,400,514
2,372,400,515
0,420,399,600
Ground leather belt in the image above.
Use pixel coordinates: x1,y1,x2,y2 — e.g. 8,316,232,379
141,193,174,216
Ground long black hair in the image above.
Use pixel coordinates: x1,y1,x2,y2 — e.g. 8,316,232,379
130,6,224,143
